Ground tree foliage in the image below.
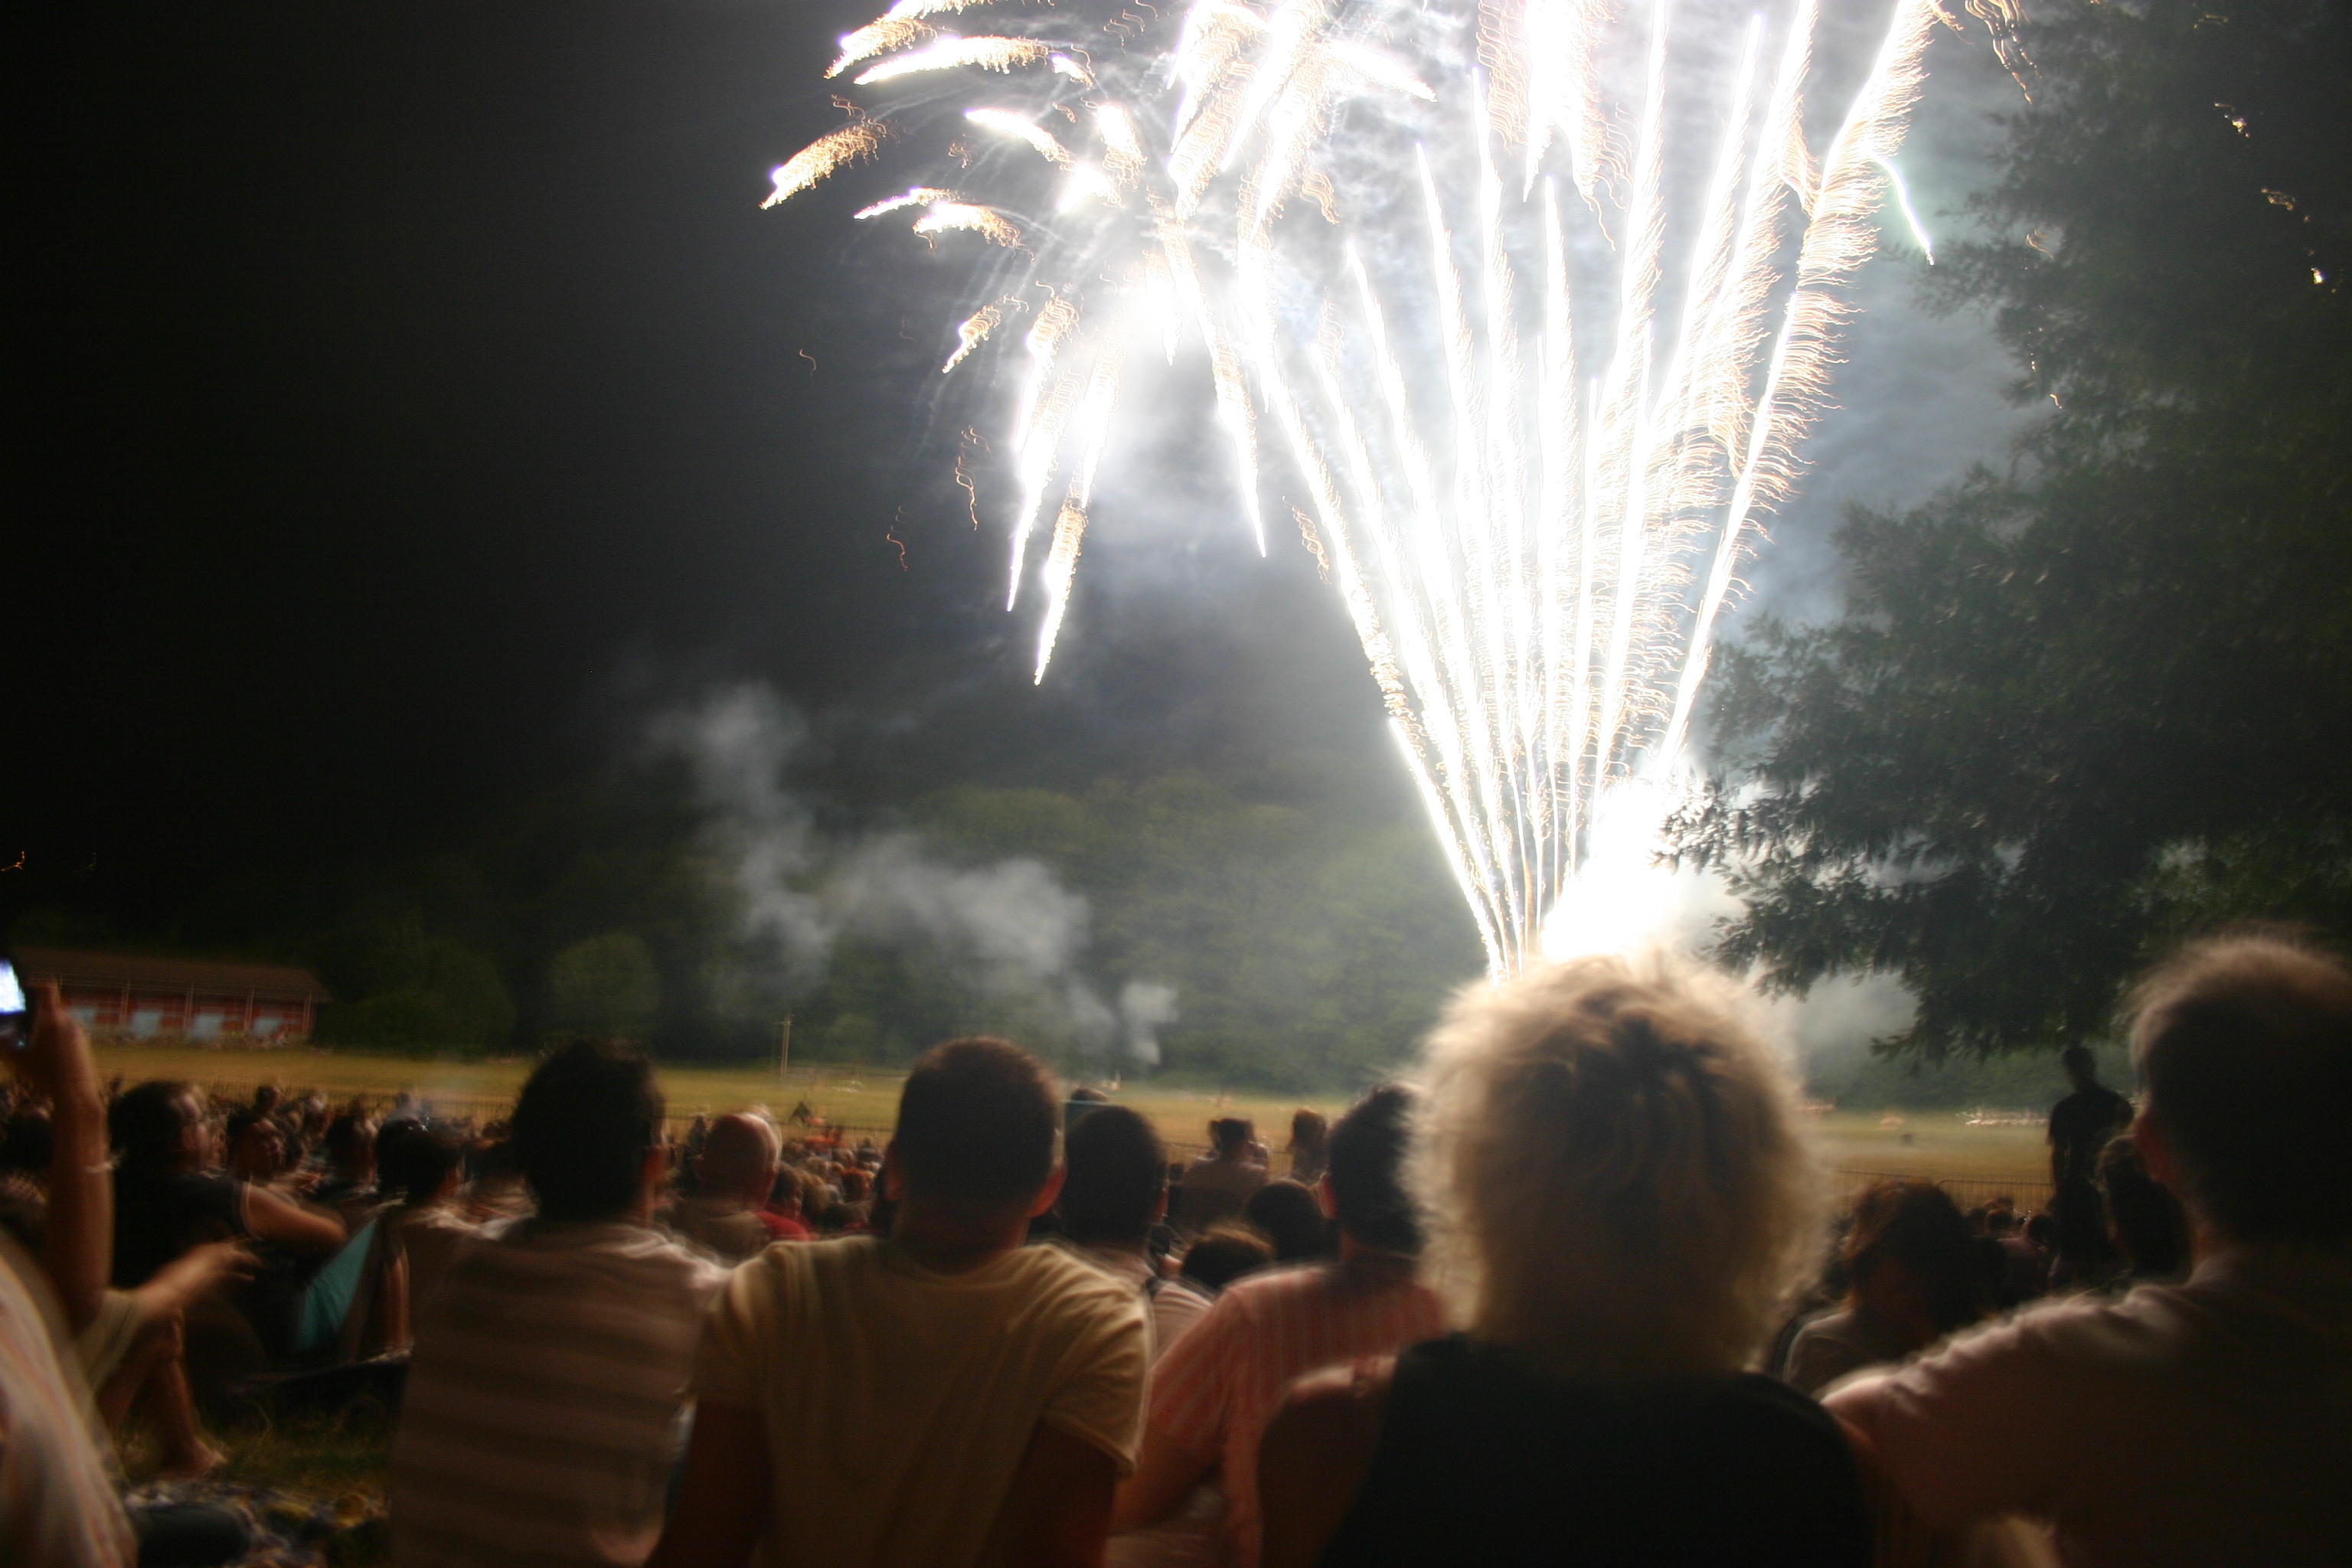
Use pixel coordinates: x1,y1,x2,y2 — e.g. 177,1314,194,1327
1670,0,2352,1057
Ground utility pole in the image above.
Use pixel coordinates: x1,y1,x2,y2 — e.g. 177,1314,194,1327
778,1014,793,1080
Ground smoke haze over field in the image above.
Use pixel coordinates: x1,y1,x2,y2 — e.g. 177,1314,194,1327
655,684,1179,1065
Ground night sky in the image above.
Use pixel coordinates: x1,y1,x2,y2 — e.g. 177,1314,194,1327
7,2,2020,946
9,1,1408,937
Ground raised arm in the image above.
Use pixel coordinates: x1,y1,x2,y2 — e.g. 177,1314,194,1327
19,983,112,1329
243,1181,347,1253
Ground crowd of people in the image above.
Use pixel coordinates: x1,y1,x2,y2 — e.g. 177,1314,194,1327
0,927,2345,1566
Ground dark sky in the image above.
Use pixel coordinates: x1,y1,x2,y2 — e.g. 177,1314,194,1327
6,2,2026,951
6,1,1403,936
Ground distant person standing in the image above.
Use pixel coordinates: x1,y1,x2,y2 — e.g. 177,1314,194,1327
2048,1044,2132,1284
2049,1045,2132,1191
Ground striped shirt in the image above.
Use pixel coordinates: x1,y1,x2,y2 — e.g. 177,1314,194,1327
1146,1255,1446,1568
389,1219,728,1568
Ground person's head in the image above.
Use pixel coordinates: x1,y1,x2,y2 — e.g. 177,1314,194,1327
1982,1197,2017,1236
1326,1085,1421,1255
2098,1130,2188,1277
1058,1104,1168,1249
1209,1117,1253,1156
1841,1180,1984,1336
224,1108,285,1181
1,1110,54,1176
2023,1210,2057,1252
697,1111,782,1207
377,1121,464,1208
1288,1108,1328,1155
323,1112,377,1180
253,1084,281,1116
511,1040,667,1223
2126,932,2352,1249
1180,1221,1276,1293
1243,1178,1330,1262
1416,955,1820,1376
109,1081,208,1174
887,1037,1063,1234
2060,1043,2100,1090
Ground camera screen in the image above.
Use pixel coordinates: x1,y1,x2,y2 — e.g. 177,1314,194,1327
0,961,22,1017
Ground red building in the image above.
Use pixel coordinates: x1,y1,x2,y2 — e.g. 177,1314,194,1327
17,946,333,1045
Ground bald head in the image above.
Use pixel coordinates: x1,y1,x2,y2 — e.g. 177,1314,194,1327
698,1112,782,1207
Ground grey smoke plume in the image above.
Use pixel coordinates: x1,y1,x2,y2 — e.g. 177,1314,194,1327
653,682,1171,1063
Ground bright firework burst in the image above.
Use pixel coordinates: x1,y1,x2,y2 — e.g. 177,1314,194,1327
766,0,1940,976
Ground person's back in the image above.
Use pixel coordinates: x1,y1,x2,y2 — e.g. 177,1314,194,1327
1315,1335,1864,1566
697,1233,1144,1563
655,1037,1148,1568
1833,934,2352,1566
391,1042,724,1568
1117,1088,1445,1568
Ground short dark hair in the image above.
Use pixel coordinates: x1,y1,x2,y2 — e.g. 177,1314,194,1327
1179,1221,1274,1293
1209,1117,1252,1153
1326,1084,1421,1253
109,1081,198,1171
224,1108,268,1148
2129,933,2352,1246
1243,1178,1330,1262
324,1113,374,1168
1,1112,54,1174
2060,1044,2097,1079
893,1037,1060,1214
1059,1105,1166,1246
378,1121,462,1207
511,1041,665,1222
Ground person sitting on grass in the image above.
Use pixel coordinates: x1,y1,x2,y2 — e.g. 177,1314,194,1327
0,983,252,1568
374,1122,482,1320
650,1037,1150,1568
390,1041,729,1568
1782,1179,1988,1395
1255,956,1868,1568
1055,1103,1210,1360
1177,1222,1276,1298
1828,932,2352,1566
1242,1179,1331,1264
665,1110,789,1263
1171,1118,1266,1233
1116,1086,1447,1568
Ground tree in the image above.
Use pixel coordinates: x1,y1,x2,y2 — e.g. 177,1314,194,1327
1670,0,2352,1057
547,931,663,1038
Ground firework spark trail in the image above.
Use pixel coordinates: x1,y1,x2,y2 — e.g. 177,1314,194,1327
764,0,1940,974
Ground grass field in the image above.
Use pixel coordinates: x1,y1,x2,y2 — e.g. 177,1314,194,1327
93,1040,2055,1189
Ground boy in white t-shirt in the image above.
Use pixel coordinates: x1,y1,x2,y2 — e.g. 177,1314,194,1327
650,1037,1148,1568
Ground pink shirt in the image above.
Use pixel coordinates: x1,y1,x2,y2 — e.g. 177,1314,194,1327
1828,1247,2352,1567
1147,1256,1446,1568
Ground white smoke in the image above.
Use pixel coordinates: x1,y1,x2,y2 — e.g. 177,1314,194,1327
654,682,1171,1063
1116,981,1180,1067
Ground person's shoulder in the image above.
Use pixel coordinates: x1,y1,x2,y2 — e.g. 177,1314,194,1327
1012,1236,1152,1306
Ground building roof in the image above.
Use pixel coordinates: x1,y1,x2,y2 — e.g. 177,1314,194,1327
15,946,334,1003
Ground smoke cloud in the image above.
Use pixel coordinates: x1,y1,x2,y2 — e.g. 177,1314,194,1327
652,682,1171,1064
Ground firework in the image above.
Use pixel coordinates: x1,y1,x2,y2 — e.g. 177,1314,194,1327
764,0,1939,975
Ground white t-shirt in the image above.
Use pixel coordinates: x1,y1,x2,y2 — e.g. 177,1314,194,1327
1829,1246,2352,1566
693,1234,1149,1568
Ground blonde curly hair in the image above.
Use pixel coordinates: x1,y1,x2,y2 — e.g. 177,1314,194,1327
1413,954,1824,1377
